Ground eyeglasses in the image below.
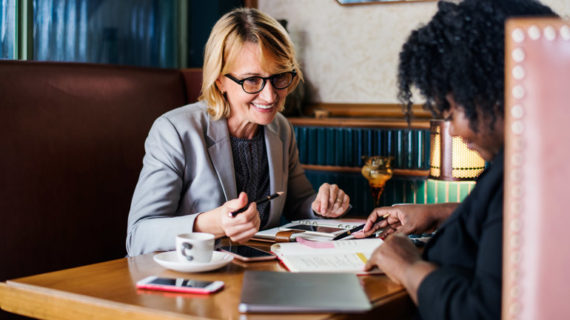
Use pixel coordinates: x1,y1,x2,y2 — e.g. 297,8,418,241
224,71,296,94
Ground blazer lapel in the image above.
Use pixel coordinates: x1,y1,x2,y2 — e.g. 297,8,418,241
265,123,285,227
207,118,237,201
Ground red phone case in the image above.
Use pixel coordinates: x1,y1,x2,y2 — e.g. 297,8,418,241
136,279,223,295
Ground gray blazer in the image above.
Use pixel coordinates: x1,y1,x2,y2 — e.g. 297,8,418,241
126,102,317,256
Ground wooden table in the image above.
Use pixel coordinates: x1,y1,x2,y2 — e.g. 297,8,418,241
0,241,415,319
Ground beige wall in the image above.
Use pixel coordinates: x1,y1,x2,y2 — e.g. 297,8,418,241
258,0,570,104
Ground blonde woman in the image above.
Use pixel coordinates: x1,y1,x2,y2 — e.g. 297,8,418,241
127,8,350,256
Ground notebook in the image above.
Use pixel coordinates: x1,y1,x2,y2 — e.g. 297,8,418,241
238,271,372,313
253,218,364,242
270,238,384,274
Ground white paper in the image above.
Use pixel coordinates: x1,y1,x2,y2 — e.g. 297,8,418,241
271,238,384,273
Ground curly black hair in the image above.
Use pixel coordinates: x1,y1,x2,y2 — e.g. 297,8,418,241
398,0,557,131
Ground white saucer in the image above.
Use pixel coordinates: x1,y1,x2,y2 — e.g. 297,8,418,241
153,251,233,273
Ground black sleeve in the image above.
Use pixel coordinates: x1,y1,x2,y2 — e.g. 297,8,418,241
417,194,503,320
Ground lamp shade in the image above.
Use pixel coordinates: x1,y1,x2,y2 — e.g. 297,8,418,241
429,120,485,180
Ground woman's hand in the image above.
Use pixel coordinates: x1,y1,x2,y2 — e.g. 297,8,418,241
311,183,350,218
219,192,261,243
364,233,437,304
194,192,260,243
365,233,422,282
353,203,457,239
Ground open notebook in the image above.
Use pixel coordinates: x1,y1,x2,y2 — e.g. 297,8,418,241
271,238,383,274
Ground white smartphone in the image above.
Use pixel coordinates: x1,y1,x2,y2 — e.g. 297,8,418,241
136,276,224,294
218,245,276,262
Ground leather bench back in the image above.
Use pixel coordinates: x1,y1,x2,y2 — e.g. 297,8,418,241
0,61,198,281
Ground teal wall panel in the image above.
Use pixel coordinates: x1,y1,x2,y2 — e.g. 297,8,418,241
296,125,477,216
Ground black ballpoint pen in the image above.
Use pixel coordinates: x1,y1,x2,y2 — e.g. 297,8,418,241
332,213,390,240
230,191,284,217
332,224,365,241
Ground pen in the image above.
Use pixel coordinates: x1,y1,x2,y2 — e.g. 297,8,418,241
377,213,390,222
332,213,390,240
332,224,365,241
368,213,390,238
230,191,284,217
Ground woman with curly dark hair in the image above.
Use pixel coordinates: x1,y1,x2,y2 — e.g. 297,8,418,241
355,0,557,319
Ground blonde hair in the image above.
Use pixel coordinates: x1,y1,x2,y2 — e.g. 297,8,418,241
199,8,303,120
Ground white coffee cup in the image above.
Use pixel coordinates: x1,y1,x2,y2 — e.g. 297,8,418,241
175,233,215,263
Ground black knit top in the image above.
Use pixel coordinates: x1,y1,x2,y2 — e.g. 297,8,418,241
230,127,270,227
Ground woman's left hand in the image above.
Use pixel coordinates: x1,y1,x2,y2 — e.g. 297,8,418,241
364,233,436,304
311,183,350,218
365,233,421,283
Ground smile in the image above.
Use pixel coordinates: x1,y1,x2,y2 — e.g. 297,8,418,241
252,103,274,111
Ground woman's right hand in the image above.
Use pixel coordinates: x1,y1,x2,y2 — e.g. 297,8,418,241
194,192,260,243
219,192,261,243
354,203,457,239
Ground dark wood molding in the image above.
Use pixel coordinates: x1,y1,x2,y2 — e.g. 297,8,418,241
243,0,258,8
288,117,430,129
392,169,430,177
302,164,429,177
304,103,432,119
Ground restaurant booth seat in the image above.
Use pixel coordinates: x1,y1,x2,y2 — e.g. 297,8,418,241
0,61,202,284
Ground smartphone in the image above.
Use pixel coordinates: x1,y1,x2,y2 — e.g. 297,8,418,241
285,224,346,234
217,245,276,262
136,276,224,294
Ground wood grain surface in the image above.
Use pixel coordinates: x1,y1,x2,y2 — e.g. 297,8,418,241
0,240,415,319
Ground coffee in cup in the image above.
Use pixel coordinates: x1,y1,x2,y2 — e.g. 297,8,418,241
175,233,215,263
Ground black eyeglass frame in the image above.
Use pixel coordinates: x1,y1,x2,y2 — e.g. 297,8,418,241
224,70,297,94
